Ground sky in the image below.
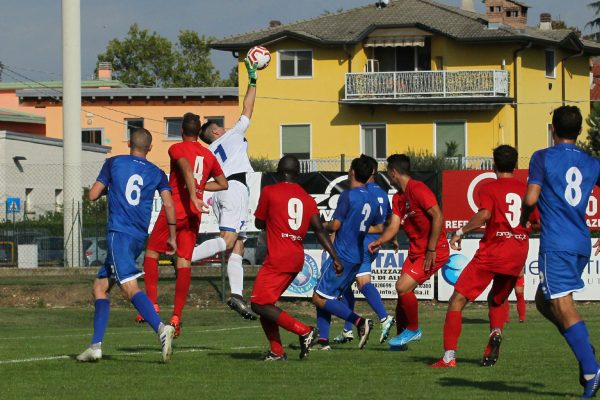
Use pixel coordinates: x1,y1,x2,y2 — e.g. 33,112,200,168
0,0,596,83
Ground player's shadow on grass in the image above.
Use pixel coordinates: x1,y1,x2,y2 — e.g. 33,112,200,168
410,355,482,366
117,345,214,352
437,377,572,397
207,351,265,361
462,317,488,324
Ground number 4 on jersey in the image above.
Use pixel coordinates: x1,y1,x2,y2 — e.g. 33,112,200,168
193,156,204,185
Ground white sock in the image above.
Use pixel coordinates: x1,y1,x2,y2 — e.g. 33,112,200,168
443,350,456,363
191,237,227,262
227,253,244,296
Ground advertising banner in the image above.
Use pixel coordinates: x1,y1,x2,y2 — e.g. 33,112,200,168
442,170,600,231
437,239,600,301
282,249,435,300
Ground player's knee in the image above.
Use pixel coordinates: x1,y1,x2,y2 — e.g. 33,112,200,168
311,292,324,308
449,292,467,310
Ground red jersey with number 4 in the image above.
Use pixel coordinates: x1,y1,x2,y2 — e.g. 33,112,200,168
392,179,448,260
473,177,538,275
168,141,223,217
254,182,319,272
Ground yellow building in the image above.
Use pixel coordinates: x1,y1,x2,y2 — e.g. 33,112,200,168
213,0,600,168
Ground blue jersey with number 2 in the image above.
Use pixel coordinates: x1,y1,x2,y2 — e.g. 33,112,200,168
528,143,600,256
96,155,171,241
332,186,382,264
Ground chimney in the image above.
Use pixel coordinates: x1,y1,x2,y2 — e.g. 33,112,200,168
269,20,282,28
485,0,529,30
461,0,475,12
539,13,552,31
97,62,112,80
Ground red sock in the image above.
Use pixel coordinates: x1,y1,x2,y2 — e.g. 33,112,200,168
489,303,506,331
276,311,310,336
502,299,510,323
172,267,191,320
395,296,408,334
516,292,526,321
260,316,284,355
143,256,159,304
443,310,462,351
398,292,419,331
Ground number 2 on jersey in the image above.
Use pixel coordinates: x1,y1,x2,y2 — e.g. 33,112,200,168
288,198,303,230
505,192,521,228
359,203,372,232
193,156,204,185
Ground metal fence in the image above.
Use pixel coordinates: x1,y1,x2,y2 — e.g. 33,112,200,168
344,70,510,100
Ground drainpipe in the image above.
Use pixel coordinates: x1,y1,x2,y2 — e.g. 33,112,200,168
512,42,532,153
561,49,585,106
343,44,352,73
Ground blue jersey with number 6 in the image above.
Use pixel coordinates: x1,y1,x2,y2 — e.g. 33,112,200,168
331,186,383,264
96,155,171,241
528,143,600,255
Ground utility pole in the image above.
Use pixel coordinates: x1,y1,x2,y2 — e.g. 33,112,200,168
62,0,83,267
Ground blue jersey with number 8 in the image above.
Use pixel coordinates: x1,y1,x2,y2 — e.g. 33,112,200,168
96,155,171,241
528,143,600,255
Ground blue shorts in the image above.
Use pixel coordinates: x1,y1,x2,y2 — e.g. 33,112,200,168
97,231,146,284
538,251,588,300
357,247,377,277
315,257,360,299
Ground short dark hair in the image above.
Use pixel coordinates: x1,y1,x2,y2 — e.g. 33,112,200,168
200,121,217,144
363,154,378,177
552,105,582,140
387,154,410,175
130,128,152,152
182,112,201,137
493,145,518,173
277,155,300,179
350,155,373,184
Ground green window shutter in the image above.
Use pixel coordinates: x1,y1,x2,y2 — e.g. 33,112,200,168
282,125,310,159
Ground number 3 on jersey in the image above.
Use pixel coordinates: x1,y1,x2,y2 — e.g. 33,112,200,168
505,193,521,228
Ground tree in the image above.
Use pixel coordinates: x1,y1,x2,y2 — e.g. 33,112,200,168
587,1,600,41
221,65,238,87
97,24,224,87
579,102,600,157
551,20,581,37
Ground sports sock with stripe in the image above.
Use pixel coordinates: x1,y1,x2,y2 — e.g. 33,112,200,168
227,253,244,296
91,299,110,345
131,291,161,333
361,282,387,321
276,310,311,336
489,302,506,331
316,307,332,341
563,321,600,377
260,316,284,355
191,237,226,262
323,299,360,325
443,310,462,352
398,292,419,331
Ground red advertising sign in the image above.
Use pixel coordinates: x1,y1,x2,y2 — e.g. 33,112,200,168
442,170,600,230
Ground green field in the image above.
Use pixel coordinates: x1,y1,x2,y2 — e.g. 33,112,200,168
0,276,598,399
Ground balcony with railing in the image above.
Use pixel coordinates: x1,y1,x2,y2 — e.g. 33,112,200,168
343,70,511,105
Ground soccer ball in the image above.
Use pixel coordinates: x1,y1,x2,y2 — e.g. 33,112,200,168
247,46,271,70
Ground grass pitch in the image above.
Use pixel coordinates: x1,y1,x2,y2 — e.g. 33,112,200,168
0,277,598,399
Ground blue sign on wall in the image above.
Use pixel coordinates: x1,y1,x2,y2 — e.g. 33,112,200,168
6,197,21,214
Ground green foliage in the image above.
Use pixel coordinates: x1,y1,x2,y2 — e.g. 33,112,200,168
97,24,226,88
221,65,238,87
587,1,600,40
578,101,600,157
404,148,462,172
444,141,459,157
250,157,276,172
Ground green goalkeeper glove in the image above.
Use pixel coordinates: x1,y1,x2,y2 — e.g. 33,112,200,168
244,58,258,87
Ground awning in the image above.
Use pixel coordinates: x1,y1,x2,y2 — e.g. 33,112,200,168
364,37,425,47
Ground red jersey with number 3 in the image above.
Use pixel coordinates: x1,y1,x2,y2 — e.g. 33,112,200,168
254,182,319,272
392,179,448,260
473,177,537,275
168,141,223,217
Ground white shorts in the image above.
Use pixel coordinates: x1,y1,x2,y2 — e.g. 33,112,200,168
212,180,249,237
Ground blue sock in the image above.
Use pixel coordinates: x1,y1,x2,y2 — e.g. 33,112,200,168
361,283,387,321
323,299,361,326
131,292,162,333
341,286,355,331
317,307,332,341
563,321,599,376
91,299,110,345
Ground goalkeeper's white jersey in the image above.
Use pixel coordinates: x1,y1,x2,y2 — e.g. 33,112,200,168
209,115,254,177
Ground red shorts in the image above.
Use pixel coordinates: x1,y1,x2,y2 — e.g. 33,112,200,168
146,210,200,260
402,246,449,284
250,265,298,305
454,261,518,303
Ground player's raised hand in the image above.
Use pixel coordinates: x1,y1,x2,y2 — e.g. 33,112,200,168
333,257,343,276
368,239,382,254
449,234,462,251
166,235,177,256
244,58,258,84
594,239,600,256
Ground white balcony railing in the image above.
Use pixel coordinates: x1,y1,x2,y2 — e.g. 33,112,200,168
344,70,510,100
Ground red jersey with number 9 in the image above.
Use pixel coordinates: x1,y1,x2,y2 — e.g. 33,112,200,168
254,182,319,272
473,177,538,275
168,141,223,217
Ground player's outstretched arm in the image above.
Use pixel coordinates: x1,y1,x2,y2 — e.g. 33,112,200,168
88,181,106,202
311,215,343,275
520,183,541,228
450,209,491,251
368,214,401,253
176,157,208,213
204,174,228,192
160,190,178,256
242,59,257,119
